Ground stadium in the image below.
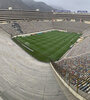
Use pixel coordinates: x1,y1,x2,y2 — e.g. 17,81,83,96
0,10,90,100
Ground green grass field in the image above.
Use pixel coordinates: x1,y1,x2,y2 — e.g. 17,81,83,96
13,31,81,62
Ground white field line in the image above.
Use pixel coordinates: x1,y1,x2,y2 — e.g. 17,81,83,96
21,43,34,52
16,39,34,52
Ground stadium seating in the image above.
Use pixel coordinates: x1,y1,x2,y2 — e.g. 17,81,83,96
56,53,90,93
1,20,90,36
53,21,90,33
65,36,90,57
0,23,21,36
0,21,53,36
82,28,90,37
18,21,53,34
0,20,90,96
12,22,23,34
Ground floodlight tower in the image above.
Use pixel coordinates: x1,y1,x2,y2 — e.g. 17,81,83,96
8,7,13,23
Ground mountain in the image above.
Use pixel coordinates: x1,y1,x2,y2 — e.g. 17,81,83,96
50,5,64,10
22,0,54,11
0,0,29,10
0,0,54,11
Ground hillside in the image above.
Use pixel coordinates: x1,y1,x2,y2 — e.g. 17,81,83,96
0,0,29,10
22,0,54,11
0,0,54,11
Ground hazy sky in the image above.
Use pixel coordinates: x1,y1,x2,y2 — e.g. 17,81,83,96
35,0,90,12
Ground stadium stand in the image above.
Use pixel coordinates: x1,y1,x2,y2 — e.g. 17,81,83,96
1,20,90,37
18,21,53,34
65,36,90,57
12,22,23,34
0,13,90,99
0,23,21,36
0,21,53,36
82,28,90,37
53,21,90,33
53,53,90,94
